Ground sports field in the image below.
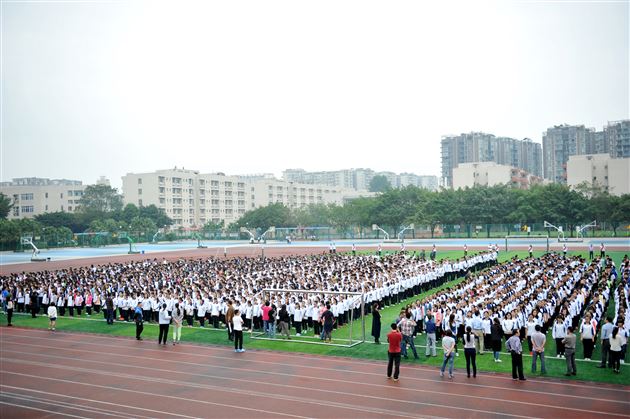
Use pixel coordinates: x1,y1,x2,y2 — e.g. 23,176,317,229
1,246,629,417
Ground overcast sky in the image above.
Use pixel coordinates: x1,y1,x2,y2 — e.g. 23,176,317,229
1,0,628,189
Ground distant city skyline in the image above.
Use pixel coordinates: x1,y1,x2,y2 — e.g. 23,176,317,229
2,1,628,190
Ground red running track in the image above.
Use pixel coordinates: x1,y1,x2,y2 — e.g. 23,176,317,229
1,327,629,419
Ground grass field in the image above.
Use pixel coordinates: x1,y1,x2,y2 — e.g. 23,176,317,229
1,250,627,385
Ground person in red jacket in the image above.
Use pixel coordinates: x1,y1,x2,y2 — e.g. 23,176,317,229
387,322,403,381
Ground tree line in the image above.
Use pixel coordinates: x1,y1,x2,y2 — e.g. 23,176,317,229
231,184,630,237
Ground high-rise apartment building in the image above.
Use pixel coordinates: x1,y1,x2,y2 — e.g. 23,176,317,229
122,168,368,228
542,121,629,184
605,120,630,158
0,178,86,219
441,133,542,187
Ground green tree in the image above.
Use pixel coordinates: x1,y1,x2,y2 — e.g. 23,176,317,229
78,185,123,213
233,203,292,231
369,175,392,193
139,204,173,227
0,193,13,219
121,203,141,224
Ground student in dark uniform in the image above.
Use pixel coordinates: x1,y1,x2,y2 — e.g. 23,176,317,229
371,303,382,344
134,302,144,340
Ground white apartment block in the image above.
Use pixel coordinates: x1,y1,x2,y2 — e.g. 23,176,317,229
567,154,630,196
122,168,369,228
0,178,86,219
452,162,545,190
282,168,438,191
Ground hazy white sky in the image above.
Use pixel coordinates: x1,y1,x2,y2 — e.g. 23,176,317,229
1,0,628,189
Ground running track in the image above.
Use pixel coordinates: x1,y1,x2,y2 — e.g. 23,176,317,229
1,328,628,418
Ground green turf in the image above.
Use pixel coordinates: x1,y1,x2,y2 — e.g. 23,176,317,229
1,250,628,385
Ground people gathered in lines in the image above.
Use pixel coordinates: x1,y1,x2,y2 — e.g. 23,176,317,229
0,252,495,342
395,253,628,377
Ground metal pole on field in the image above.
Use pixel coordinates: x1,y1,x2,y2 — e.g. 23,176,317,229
349,304,353,346
361,293,365,342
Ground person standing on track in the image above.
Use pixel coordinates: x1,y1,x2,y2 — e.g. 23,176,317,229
506,329,526,381
233,309,245,352
386,322,402,381
321,304,335,343
6,294,14,327
171,301,184,345
158,303,171,345
134,301,144,340
463,326,477,378
47,302,57,331
226,300,235,341
440,330,456,379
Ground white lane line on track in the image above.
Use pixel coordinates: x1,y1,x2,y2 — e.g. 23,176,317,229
1,358,531,419
0,400,90,419
9,327,628,393
6,331,629,403
0,370,316,419
0,385,195,419
5,347,628,418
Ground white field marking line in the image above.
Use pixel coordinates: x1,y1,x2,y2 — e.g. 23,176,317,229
0,385,190,419
0,358,428,419
5,346,628,418
7,331,629,401
0,371,314,419
0,391,129,419
0,400,90,419
0,362,529,419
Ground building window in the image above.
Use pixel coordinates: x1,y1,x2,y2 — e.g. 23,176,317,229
45,192,48,199
138,178,142,184
60,193,63,199
20,193,34,200
68,206,73,211
138,188,142,195
138,199,143,206
21,206,34,213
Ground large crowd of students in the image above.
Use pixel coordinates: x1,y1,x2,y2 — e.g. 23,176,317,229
391,253,629,380
2,248,628,379
0,251,494,338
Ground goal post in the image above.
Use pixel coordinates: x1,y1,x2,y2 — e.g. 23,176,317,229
251,288,365,348
504,234,549,253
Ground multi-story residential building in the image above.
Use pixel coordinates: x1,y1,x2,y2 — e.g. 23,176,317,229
0,178,86,219
441,133,542,187
605,120,630,158
282,168,438,191
542,120,629,184
567,154,630,196
452,162,545,190
542,125,590,184
122,168,370,228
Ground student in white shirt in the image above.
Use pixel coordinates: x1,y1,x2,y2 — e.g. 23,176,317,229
158,304,171,345
233,309,245,352
47,304,58,331
552,317,567,358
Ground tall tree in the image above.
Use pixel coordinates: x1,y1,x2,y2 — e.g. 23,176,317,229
78,185,123,213
0,193,13,219
369,175,392,193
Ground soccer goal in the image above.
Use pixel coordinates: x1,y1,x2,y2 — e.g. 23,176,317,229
504,234,549,253
250,288,365,348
